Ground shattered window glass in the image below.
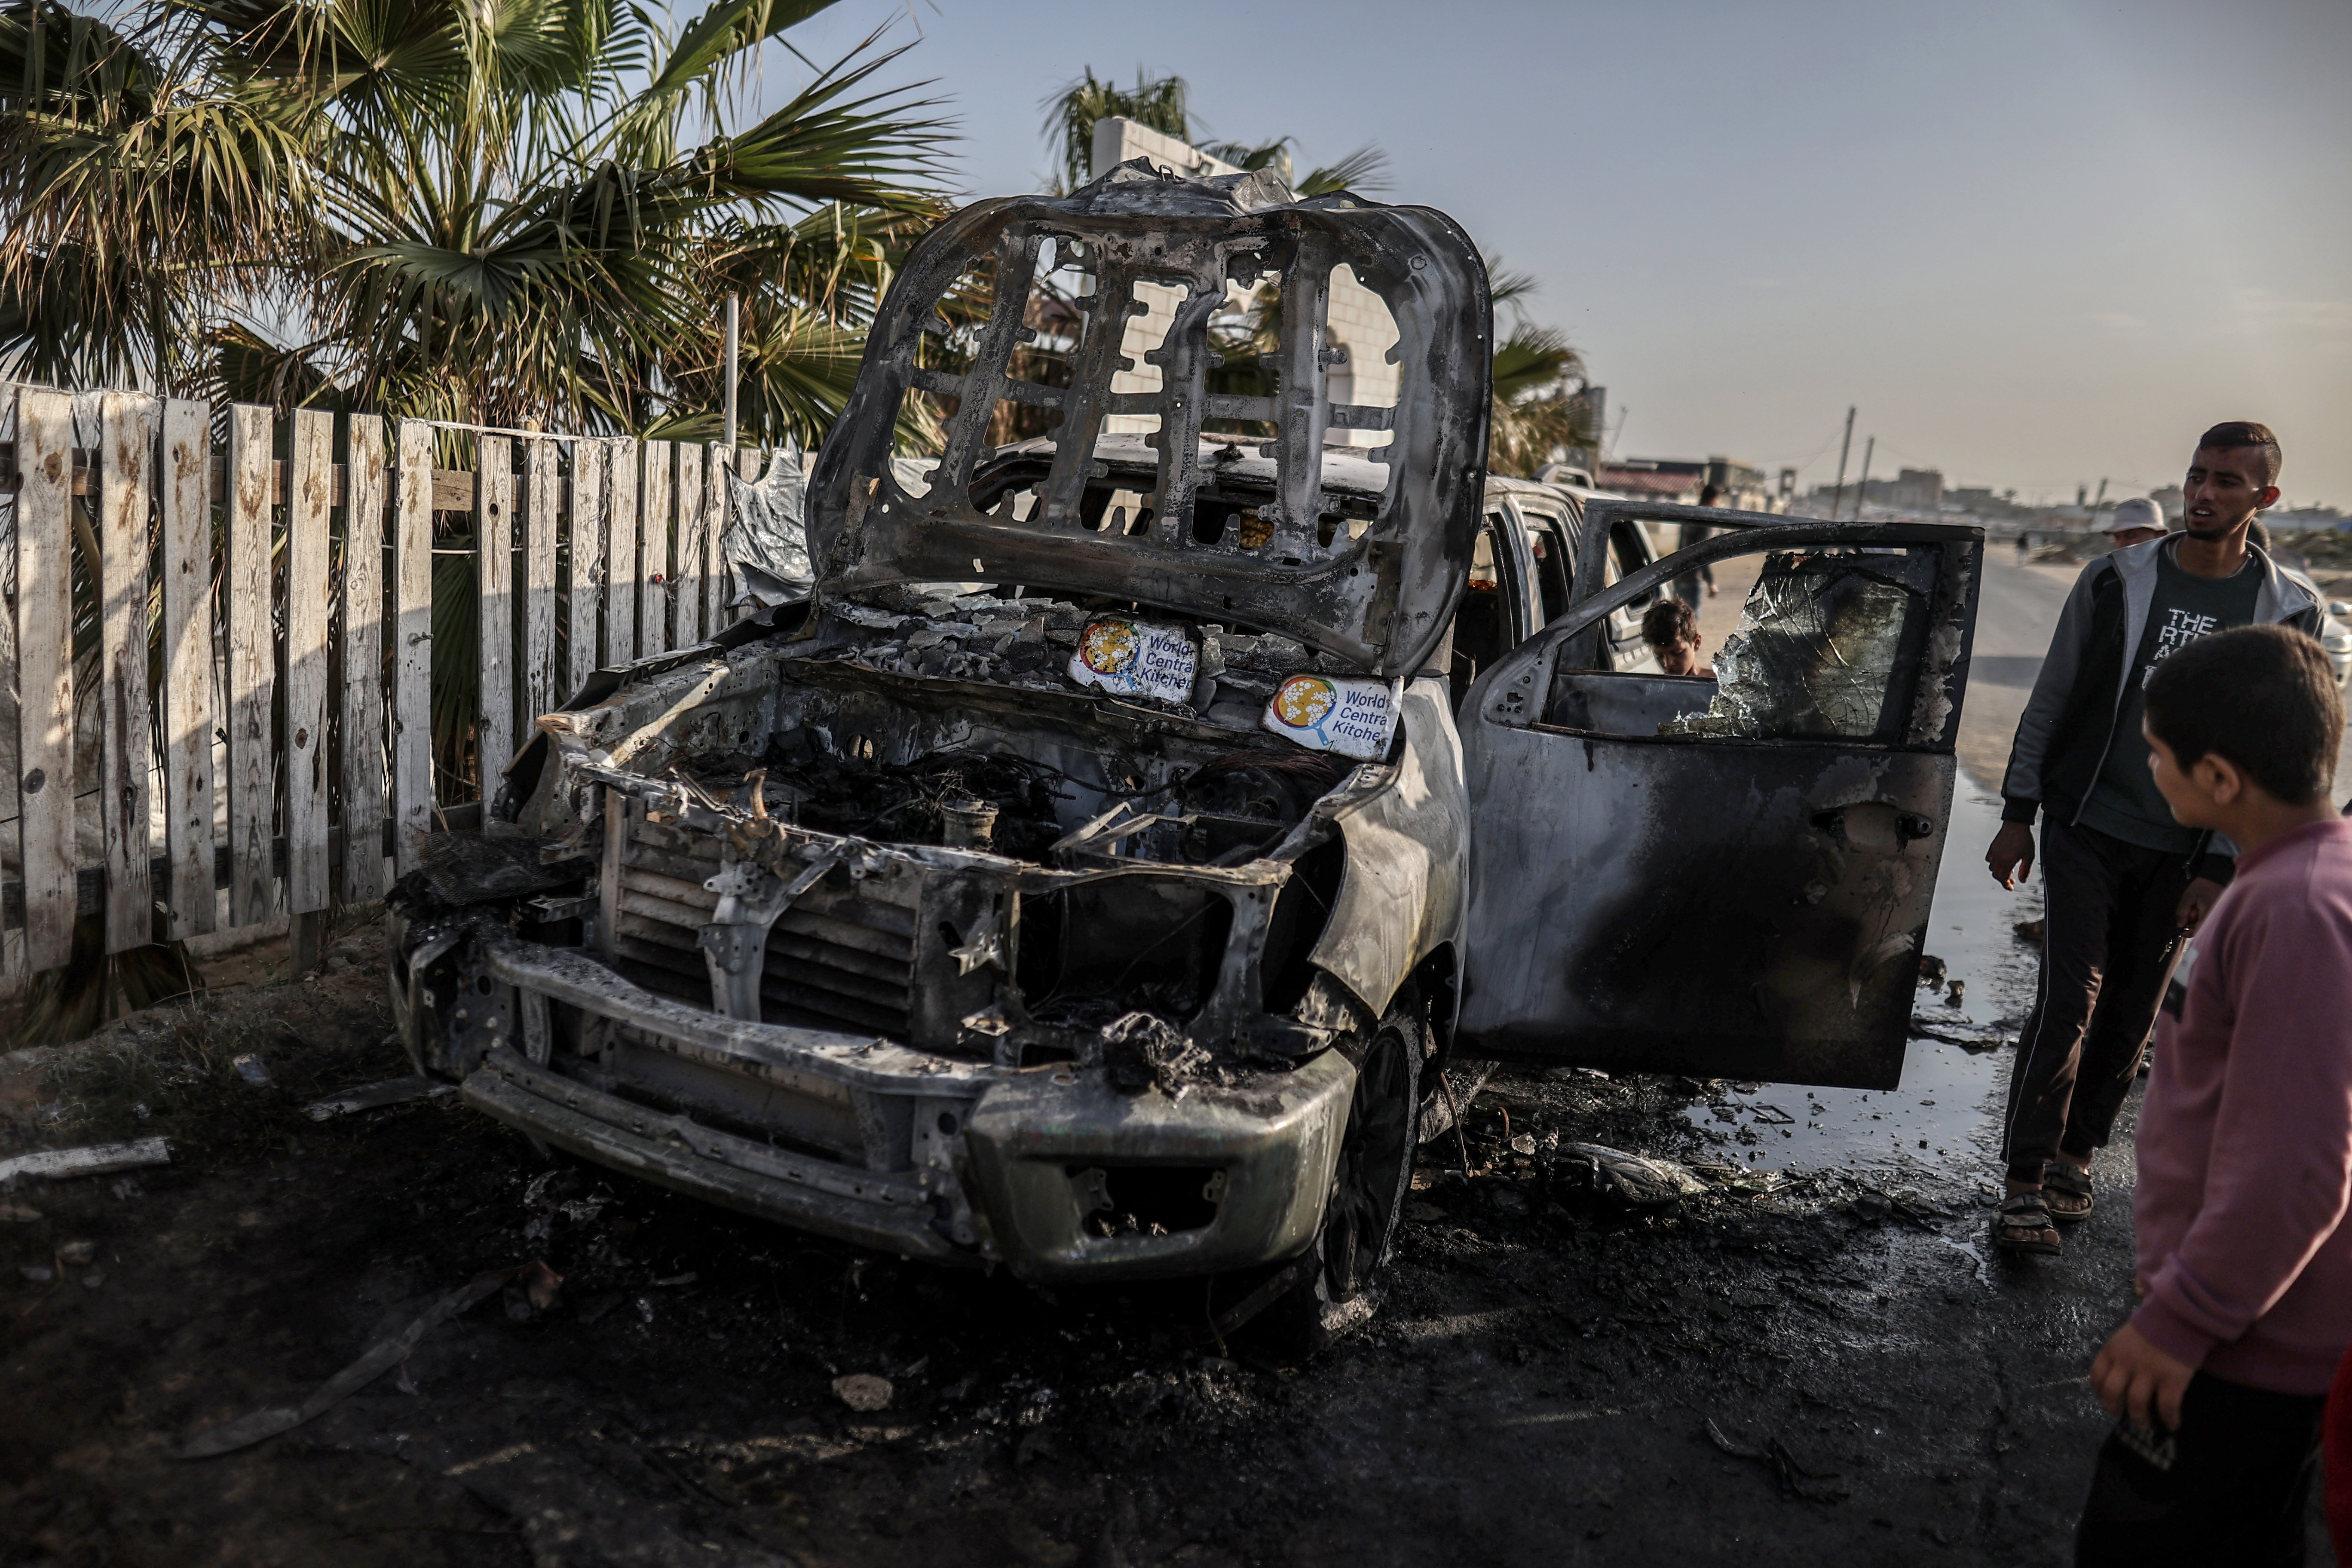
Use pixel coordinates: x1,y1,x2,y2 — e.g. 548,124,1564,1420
1660,551,1925,742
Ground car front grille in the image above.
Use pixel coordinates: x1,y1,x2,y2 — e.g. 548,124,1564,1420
606,814,919,1038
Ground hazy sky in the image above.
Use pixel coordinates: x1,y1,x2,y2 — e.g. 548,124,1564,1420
776,0,2351,506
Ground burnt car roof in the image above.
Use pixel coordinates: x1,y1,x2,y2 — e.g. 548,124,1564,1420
805,159,1494,676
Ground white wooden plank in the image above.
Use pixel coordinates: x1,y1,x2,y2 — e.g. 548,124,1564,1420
566,439,605,698
0,1137,172,1182
391,421,433,874
674,442,704,646
225,404,276,928
13,389,76,970
734,447,759,624
284,409,333,916
522,438,557,726
476,435,514,787
95,394,158,953
702,441,727,635
0,404,20,980
341,414,387,904
158,398,217,937
639,440,671,657
603,439,638,667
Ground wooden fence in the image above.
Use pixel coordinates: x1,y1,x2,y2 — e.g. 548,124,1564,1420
0,386,761,983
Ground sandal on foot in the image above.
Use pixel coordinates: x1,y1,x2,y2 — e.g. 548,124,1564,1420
2044,1165,2094,1223
1994,1194,2061,1256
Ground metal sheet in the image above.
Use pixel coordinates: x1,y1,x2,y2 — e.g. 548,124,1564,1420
805,160,1492,677
1457,520,1984,1089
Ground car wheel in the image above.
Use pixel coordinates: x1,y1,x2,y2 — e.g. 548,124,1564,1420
1230,988,1425,1360
1322,993,1426,1299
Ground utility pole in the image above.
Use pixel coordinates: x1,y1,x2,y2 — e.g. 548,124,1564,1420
1851,436,1875,520
723,292,741,451
1828,406,1855,521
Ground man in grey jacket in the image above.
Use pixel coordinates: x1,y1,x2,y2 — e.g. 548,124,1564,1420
1988,422,2317,1256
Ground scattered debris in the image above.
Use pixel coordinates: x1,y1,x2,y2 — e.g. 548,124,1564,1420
1917,954,1947,987
1945,979,1966,1006
0,1138,172,1185
21,1263,55,1283
231,1054,273,1088
55,1240,95,1265
1101,1013,1214,1097
1558,1143,1708,1207
832,1374,894,1412
0,1202,41,1222
178,1262,551,1459
1909,1016,2009,1051
2013,918,2046,945
302,1076,455,1121
1690,1163,1795,1196
1704,1416,1849,1502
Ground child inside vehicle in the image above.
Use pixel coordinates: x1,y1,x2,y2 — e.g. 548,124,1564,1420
1641,598,1715,678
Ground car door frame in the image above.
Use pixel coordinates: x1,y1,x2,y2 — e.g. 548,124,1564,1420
1457,504,1984,1088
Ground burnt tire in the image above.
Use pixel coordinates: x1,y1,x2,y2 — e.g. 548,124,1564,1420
1233,989,1426,1361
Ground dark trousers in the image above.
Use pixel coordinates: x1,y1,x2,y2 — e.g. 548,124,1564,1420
2002,817,2195,1183
2076,1372,2326,1566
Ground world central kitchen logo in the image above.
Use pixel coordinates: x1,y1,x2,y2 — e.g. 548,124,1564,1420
1070,619,1196,704
1079,620,1140,675
1264,673,1396,760
1270,674,1339,731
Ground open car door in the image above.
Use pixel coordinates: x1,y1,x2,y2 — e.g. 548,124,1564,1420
1455,502,1983,1089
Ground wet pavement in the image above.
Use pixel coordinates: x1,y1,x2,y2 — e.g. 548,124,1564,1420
1686,784,2043,1179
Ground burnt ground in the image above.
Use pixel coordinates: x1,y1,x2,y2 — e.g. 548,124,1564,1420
0,897,2185,1568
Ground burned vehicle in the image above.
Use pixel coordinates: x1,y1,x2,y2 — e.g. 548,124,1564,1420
388,162,1985,1335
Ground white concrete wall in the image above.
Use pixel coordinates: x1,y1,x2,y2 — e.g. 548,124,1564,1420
1088,119,1399,447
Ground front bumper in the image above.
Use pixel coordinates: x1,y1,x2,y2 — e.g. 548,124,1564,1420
438,933,1354,1283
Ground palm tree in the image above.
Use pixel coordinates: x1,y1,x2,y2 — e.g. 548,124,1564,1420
1040,66,1188,194
0,0,952,444
0,0,951,1041
1486,321,1596,477
1039,67,1386,200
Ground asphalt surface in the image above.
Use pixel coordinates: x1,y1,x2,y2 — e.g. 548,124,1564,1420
5,542,2326,1567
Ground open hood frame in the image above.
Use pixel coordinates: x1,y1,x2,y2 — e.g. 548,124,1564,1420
805,160,1493,677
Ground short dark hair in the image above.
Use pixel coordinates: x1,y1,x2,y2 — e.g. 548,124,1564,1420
2196,421,2282,487
2143,625,2340,804
1642,597,1697,648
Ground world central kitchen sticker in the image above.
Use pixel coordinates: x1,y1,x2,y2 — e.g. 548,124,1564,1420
1067,619,1197,704
1262,674,1397,760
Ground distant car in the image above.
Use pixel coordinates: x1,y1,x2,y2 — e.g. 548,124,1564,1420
2325,601,2352,689
1455,476,1665,707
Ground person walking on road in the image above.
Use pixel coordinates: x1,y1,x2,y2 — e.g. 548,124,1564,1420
2075,624,2352,1565
1673,484,1724,610
1987,422,2320,1256
2105,495,2168,551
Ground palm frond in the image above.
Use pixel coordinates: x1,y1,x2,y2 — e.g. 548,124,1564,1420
1298,143,1387,196
645,0,834,101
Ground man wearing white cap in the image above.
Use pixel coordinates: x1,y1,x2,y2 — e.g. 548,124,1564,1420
2107,495,2169,551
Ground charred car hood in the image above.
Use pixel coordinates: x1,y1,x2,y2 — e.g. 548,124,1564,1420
806,160,1493,677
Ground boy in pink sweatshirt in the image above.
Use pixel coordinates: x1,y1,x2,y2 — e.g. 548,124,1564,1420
2077,624,2352,1566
